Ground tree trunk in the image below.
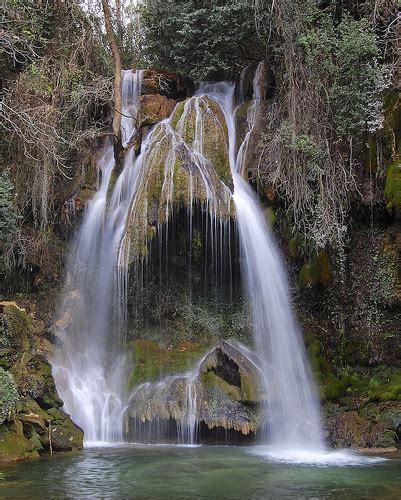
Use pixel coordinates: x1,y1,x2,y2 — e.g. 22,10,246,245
101,0,123,163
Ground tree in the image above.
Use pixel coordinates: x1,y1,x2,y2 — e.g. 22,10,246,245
101,0,123,160
137,0,258,80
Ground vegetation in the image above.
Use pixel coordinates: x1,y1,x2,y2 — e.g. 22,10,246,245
0,171,18,251
136,0,258,80
1,0,112,282
0,0,399,454
0,369,19,424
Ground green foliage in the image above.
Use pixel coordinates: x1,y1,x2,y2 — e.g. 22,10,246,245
0,368,19,424
299,251,331,288
137,0,257,80
0,170,18,248
384,160,401,212
299,7,387,138
307,333,401,402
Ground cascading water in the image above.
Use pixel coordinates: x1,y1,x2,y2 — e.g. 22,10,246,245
53,63,323,453
196,70,325,453
52,70,144,444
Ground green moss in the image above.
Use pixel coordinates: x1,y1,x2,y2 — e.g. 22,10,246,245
288,237,300,258
127,339,203,389
1,305,33,351
0,426,39,462
0,368,19,424
300,251,331,288
368,369,401,401
235,101,252,124
201,97,230,181
264,207,276,227
384,159,401,213
200,371,243,401
46,408,84,451
170,100,186,129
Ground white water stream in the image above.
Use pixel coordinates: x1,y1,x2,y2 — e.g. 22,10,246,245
196,73,324,454
52,71,144,444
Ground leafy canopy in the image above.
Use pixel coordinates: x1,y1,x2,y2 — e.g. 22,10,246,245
136,0,258,80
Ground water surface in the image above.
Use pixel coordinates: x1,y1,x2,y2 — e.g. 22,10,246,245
1,446,401,499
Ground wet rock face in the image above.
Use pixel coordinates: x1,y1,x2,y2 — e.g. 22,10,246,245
0,304,83,462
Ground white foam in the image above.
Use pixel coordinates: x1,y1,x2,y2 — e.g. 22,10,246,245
247,446,387,466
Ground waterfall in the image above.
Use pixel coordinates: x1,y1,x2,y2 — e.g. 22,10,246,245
197,70,324,451
52,70,144,444
53,64,323,452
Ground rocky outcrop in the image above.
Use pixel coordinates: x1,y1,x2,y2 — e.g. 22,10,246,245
139,94,177,127
124,93,234,259
142,68,195,100
0,303,83,462
199,342,264,403
125,341,264,442
325,401,401,450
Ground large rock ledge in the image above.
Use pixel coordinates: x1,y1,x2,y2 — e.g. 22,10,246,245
0,302,83,462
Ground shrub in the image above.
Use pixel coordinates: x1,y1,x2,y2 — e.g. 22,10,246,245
0,368,19,424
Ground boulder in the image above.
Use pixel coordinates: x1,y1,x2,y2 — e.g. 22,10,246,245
11,353,63,410
142,68,195,100
325,401,401,449
139,94,177,127
0,303,84,461
0,426,39,462
199,341,264,403
46,408,84,451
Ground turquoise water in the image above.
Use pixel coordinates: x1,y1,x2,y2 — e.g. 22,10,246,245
1,446,401,499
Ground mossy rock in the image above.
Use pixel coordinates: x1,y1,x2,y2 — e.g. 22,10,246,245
47,409,83,451
127,339,204,389
264,206,276,227
299,251,331,288
0,368,19,425
170,100,186,129
175,95,231,182
200,371,243,401
29,431,44,451
11,354,63,410
288,237,300,258
124,93,233,261
0,304,33,351
199,342,264,403
0,426,39,462
126,342,263,437
140,94,176,126
384,159,401,215
234,101,252,146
